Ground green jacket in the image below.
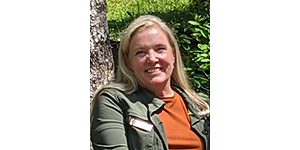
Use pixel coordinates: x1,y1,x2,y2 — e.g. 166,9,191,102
91,85,210,150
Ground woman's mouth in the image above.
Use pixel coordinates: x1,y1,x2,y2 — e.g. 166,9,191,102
146,68,162,73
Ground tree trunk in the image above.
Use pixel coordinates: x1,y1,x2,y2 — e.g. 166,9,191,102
90,0,114,101
90,0,114,149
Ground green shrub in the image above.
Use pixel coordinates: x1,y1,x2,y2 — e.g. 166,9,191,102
170,1,210,98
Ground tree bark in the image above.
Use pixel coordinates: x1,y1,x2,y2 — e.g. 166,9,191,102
90,0,114,149
90,0,114,101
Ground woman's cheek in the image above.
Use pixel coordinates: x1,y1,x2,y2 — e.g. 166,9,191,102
132,58,144,69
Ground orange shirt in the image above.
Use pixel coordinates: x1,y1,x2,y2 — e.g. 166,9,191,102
158,91,204,150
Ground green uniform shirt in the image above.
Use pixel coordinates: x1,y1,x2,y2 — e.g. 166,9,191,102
91,85,210,150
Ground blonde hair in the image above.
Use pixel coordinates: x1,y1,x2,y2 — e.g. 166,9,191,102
91,15,209,117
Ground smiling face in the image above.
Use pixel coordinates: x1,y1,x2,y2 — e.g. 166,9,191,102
126,25,175,92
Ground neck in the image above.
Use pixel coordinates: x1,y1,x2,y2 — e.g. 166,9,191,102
141,82,174,98
153,87,174,98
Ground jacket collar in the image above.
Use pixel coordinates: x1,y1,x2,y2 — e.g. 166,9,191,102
133,85,165,114
133,84,204,117
172,86,203,113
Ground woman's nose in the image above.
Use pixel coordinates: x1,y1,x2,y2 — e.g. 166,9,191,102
147,50,158,62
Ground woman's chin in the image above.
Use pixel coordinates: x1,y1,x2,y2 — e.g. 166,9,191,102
145,79,169,86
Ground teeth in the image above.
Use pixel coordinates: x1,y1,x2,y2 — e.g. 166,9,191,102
147,68,160,73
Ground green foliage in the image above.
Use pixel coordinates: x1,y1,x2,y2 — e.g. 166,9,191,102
170,1,210,97
106,0,195,40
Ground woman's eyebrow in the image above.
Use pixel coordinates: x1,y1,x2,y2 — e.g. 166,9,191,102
132,46,145,52
155,43,166,47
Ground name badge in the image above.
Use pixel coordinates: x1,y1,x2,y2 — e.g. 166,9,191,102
129,117,153,132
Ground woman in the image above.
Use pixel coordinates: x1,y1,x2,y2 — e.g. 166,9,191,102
90,15,210,150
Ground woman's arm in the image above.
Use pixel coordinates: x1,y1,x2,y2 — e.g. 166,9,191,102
91,90,128,150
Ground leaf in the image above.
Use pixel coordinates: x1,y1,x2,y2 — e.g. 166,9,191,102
183,38,191,44
188,20,200,26
194,57,202,62
200,54,208,57
173,23,181,27
198,44,208,50
182,44,190,51
180,34,188,38
191,27,201,32
200,64,210,70
180,34,192,39
198,92,209,98
191,32,201,37
194,80,201,88
201,58,210,62
185,67,192,71
184,27,188,32
195,36,201,42
200,30,207,38
203,23,210,29
173,29,178,34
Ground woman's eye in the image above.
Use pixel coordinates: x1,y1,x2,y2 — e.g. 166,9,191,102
157,47,166,52
135,51,146,56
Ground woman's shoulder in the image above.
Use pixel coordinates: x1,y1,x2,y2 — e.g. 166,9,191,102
97,87,127,100
100,87,123,94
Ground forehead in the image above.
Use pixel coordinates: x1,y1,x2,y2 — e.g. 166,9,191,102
130,26,169,44
132,24,164,37
129,28,169,53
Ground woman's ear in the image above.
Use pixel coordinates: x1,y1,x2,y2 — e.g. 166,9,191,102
123,55,132,69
